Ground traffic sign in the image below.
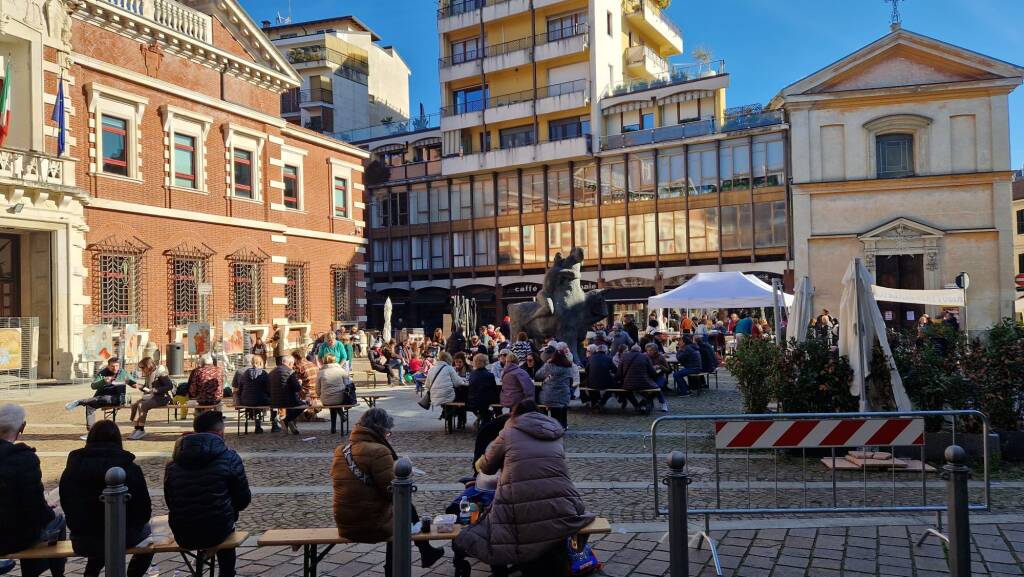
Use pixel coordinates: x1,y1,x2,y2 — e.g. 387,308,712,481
955,272,970,290
1015,273,1024,288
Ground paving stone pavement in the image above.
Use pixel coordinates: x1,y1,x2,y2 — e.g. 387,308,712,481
4,361,1024,576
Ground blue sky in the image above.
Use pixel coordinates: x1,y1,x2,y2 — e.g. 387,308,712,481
242,0,1024,168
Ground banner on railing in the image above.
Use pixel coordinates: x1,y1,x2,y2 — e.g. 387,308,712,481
714,417,925,449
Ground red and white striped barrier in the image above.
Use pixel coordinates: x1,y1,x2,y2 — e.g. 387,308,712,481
714,417,925,449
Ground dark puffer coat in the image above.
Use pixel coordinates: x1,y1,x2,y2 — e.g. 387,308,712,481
163,433,251,549
455,412,593,565
586,352,617,390
617,350,659,391
331,425,397,543
268,365,302,408
0,440,55,555
233,367,270,406
60,442,151,554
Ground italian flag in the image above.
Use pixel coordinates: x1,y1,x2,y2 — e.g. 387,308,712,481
0,60,10,147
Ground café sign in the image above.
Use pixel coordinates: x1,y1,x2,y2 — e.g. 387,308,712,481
503,282,542,298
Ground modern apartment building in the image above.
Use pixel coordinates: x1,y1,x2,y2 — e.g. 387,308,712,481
264,16,411,136
360,0,790,332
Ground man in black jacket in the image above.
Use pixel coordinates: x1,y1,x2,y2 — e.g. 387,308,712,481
268,356,305,434
164,411,250,577
586,345,628,409
0,404,66,577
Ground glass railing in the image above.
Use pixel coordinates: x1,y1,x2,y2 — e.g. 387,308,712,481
331,113,442,143
286,45,369,75
607,60,725,98
438,0,484,18
598,108,785,151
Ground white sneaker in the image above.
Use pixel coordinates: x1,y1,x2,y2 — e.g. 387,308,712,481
128,429,146,440
661,403,670,412
65,400,80,411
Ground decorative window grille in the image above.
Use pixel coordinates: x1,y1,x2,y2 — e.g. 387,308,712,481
284,262,308,322
331,265,354,322
227,248,267,324
165,242,215,328
87,236,150,329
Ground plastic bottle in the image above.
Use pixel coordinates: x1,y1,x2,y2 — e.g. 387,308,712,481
458,497,471,524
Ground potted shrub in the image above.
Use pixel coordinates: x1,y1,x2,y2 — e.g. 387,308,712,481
775,338,857,414
725,337,780,414
964,319,1024,461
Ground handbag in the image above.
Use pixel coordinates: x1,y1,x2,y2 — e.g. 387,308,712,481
417,394,432,410
566,535,602,575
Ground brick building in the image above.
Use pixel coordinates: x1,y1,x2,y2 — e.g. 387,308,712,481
63,0,368,368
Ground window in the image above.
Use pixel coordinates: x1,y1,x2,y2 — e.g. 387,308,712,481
411,236,429,270
227,252,265,324
574,218,599,258
379,149,406,167
497,173,518,215
547,166,571,209
574,163,597,206
233,149,254,198
549,117,588,141
453,231,471,268
688,208,719,253
642,112,655,130
428,184,450,223
498,227,521,265
331,266,354,322
547,12,586,40
169,253,211,328
657,148,686,198
720,139,751,191
628,154,655,201
876,134,914,178
451,182,472,221
409,187,428,225
606,11,613,36
687,147,718,195
522,225,545,264
92,242,147,329
390,239,407,272
657,210,687,255
720,205,753,250
371,240,388,273
499,125,534,149
1019,253,1024,275
283,165,299,209
1018,209,1024,235
333,177,349,218
522,172,544,214
600,160,625,204
752,139,785,188
452,86,487,114
475,230,496,267
431,234,450,268
629,213,657,256
173,134,196,188
284,263,308,322
755,201,787,248
474,178,495,217
450,37,481,64
601,216,627,258
548,221,573,259
101,115,129,176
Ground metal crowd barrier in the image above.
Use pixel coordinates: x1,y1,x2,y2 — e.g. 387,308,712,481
648,410,991,576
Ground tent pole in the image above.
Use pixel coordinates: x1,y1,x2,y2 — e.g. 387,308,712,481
771,278,783,347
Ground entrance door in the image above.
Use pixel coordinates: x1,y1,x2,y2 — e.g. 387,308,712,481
875,254,924,331
0,235,20,317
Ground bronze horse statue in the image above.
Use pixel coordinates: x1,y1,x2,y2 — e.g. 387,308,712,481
509,247,608,363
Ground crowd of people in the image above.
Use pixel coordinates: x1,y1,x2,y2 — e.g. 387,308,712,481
0,397,592,577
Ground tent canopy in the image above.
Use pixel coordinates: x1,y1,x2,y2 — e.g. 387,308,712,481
648,272,794,309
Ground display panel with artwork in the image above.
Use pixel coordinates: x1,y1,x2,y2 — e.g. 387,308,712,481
0,328,22,370
222,321,245,355
83,325,115,362
187,323,211,355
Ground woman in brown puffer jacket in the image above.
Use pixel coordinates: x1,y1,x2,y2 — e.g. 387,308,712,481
331,408,444,577
454,400,594,570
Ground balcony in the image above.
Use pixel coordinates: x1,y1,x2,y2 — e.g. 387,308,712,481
439,49,483,83
535,26,589,62
441,79,587,129
378,160,443,183
607,60,725,98
332,113,441,143
285,45,370,77
623,0,684,55
102,0,212,43
626,45,669,80
437,0,530,33
442,134,591,173
0,147,77,189
483,35,532,74
598,109,785,151
280,88,334,115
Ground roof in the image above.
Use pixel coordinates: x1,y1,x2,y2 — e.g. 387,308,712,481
648,272,794,309
262,15,380,41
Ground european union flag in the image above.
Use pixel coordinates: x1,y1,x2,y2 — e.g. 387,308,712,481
52,72,65,157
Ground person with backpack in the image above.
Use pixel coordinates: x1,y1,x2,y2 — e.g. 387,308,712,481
317,354,355,434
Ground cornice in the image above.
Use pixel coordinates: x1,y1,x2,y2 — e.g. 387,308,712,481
793,171,1013,194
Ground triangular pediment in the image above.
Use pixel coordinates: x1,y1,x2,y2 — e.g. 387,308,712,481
859,218,944,241
181,0,301,85
772,28,1024,104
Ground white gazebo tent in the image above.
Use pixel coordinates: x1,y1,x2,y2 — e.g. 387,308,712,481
648,271,794,310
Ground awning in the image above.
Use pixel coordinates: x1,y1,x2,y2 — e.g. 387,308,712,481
870,286,965,307
657,90,714,106
602,100,652,115
371,143,406,153
412,136,442,147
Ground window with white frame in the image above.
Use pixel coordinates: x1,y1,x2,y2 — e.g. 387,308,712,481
223,125,266,201
278,146,306,210
87,83,147,180
329,160,354,219
333,177,349,218
161,105,212,192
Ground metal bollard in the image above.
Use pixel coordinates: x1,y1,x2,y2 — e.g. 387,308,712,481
944,445,971,577
666,451,689,577
391,457,414,577
101,467,130,577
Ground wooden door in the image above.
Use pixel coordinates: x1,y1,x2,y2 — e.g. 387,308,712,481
875,254,924,331
0,236,20,317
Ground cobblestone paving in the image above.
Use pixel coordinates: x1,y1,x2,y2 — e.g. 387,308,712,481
6,363,1024,575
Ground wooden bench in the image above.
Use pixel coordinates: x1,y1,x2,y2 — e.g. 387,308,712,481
441,402,467,433
359,394,384,408
233,406,306,435
257,518,610,577
161,402,225,422
320,404,356,435
577,388,660,415
8,532,248,577
485,403,551,416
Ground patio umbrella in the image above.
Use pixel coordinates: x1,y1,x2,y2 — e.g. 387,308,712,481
838,258,912,412
383,297,393,342
785,276,814,343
